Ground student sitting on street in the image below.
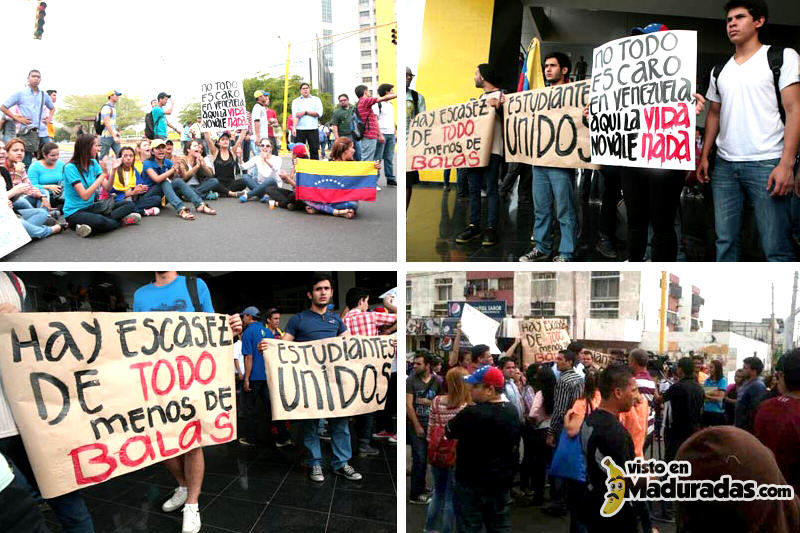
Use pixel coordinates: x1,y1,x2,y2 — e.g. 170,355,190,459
111,146,160,216
27,141,65,208
265,144,305,210
174,140,221,201
238,138,282,202
204,130,247,197
4,138,47,210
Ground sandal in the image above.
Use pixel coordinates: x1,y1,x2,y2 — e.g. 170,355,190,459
178,208,195,220
197,203,217,215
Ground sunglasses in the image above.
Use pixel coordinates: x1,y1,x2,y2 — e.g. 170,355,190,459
261,144,272,148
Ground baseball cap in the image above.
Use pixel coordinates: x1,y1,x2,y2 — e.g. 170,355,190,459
241,306,261,319
292,144,308,158
253,90,270,98
157,91,171,100
631,23,669,35
107,90,122,98
464,365,505,388
150,139,167,149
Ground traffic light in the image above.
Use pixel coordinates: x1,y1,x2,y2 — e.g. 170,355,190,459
391,28,397,45
34,2,46,40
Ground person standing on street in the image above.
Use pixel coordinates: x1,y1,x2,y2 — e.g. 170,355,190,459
291,83,324,159
1,70,55,167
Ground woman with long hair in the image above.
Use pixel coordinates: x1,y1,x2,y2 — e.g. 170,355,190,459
3,138,47,210
134,139,151,173
111,146,160,216
62,134,139,237
702,359,728,427
238,137,281,202
527,364,557,505
28,141,65,208
204,130,247,197
174,140,221,200
303,136,380,218
0,140,62,239
424,366,471,533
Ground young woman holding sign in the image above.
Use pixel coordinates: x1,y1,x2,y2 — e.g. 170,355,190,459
204,130,247,197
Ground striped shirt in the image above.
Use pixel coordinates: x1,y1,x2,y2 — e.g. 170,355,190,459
635,370,656,436
342,308,396,336
550,368,584,438
0,273,25,439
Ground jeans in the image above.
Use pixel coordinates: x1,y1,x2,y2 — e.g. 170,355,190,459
296,129,320,159
17,207,52,239
599,166,622,240
99,136,121,159
466,154,503,228
301,416,351,469
360,138,378,161
621,166,685,262
443,168,468,195
408,426,428,499
375,134,395,181
712,156,793,261
242,380,290,443
355,412,374,450
23,136,50,168
348,134,362,161
500,163,533,205
532,166,577,259
304,200,358,214
243,175,277,199
191,178,221,198
424,466,456,533
453,482,512,533
145,180,203,212
65,201,136,234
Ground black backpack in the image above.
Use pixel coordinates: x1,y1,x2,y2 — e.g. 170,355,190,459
144,110,155,140
712,46,786,123
351,106,366,141
185,275,201,311
94,105,106,135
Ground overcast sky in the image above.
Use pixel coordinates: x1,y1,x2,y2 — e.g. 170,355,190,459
2,0,330,116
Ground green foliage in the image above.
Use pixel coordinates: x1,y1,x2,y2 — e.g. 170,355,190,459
178,102,202,126
54,128,71,142
241,75,334,126
55,95,146,130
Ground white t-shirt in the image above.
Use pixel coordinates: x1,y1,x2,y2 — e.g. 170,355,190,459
251,103,267,139
233,340,244,375
0,273,25,439
706,45,800,161
372,101,395,135
240,155,282,183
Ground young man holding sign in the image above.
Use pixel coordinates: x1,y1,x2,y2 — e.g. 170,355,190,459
133,272,242,533
698,0,800,261
258,273,363,483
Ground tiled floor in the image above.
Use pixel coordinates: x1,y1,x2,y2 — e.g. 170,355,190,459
42,420,397,533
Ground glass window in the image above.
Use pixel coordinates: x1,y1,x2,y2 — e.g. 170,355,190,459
362,63,371,70
360,10,370,16
362,77,372,83
498,278,513,291
360,37,371,44
434,278,452,302
361,50,371,57
321,0,332,23
590,271,620,318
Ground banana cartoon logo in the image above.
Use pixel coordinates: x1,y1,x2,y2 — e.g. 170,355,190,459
601,457,626,517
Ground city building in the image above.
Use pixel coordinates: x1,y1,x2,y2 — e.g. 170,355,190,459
712,318,783,351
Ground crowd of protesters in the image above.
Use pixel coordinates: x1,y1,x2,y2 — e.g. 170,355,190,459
408,333,800,532
0,272,398,533
406,0,800,262
1,77,398,244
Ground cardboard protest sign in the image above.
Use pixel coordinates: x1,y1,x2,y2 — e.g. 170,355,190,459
0,184,31,258
0,312,236,498
504,81,598,169
589,30,697,170
460,304,501,355
406,100,496,171
518,318,571,366
200,80,248,131
591,351,625,368
262,335,395,420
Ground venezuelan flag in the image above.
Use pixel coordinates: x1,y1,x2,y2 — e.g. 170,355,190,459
295,160,378,203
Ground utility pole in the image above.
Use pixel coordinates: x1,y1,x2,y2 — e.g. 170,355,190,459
786,271,798,351
659,271,667,354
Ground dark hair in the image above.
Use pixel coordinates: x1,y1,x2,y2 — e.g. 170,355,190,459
184,139,206,157
28,69,40,77
69,134,97,173
46,89,56,96
724,0,768,25
677,357,696,378
560,349,577,366
743,356,764,375
567,341,584,353
345,287,370,309
300,82,310,89
115,146,136,182
165,140,173,146
525,362,540,386
710,359,723,381
37,141,58,160
377,83,393,97
781,349,800,391
457,350,471,366
308,272,333,293
337,93,349,100
545,52,572,76
630,349,648,368
329,137,354,161
266,307,279,319
414,351,432,365
354,84,368,98
497,356,516,369
599,364,633,400
584,368,599,401
471,344,490,359
535,365,557,415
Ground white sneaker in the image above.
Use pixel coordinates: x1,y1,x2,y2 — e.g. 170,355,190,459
75,224,92,238
309,464,325,482
161,487,187,512
182,505,201,533
333,463,362,481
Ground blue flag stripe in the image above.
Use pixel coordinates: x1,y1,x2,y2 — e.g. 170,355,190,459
296,172,377,190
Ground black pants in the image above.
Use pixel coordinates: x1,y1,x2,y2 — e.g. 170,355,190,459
599,166,622,239
295,129,320,159
702,410,727,427
243,380,290,443
0,475,50,533
214,178,247,195
264,185,300,209
454,482,511,533
621,167,685,261
375,372,396,434
65,200,136,235
499,163,532,205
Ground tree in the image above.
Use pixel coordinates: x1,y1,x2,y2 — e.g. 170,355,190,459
242,75,334,127
55,95,146,130
178,102,202,125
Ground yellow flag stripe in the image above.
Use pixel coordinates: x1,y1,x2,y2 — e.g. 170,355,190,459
296,159,377,177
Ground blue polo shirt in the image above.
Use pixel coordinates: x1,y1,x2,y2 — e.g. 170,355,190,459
3,87,54,134
140,158,173,187
152,106,167,138
242,321,273,381
63,160,102,217
285,309,347,342
133,275,213,312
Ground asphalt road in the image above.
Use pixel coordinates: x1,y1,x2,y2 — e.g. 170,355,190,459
5,157,397,262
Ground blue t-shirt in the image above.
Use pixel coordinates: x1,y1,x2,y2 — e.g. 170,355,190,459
140,158,173,187
702,376,728,414
285,309,347,342
152,106,167,138
241,321,273,381
28,160,65,192
63,160,103,217
133,275,213,312
734,378,767,430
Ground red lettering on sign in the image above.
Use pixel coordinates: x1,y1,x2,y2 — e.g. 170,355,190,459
152,359,176,396
119,435,155,467
176,355,194,390
179,420,202,449
643,103,690,132
69,443,116,485
156,431,180,458
130,362,153,401
210,411,234,443
641,130,691,164
194,351,217,385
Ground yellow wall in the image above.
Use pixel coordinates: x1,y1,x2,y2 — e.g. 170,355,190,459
376,0,397,90
416,0,495,181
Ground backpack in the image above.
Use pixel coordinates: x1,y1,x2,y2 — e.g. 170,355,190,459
144,110,155,140
712,46,786,123
351,105,366,141
185,275,201,311
426,396,458,468
94,105,106,135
